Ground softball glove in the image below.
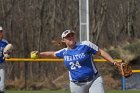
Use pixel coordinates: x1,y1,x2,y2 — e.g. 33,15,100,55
114,61,132,78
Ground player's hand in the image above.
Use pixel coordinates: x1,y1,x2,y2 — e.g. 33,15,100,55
30,51,39,59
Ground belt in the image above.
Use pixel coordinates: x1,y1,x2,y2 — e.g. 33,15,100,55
73,77,93,83
72,72,100,83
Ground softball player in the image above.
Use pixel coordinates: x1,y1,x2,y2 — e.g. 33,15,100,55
33,30,116,93
0,26,9,93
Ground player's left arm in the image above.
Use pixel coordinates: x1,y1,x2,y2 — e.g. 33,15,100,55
96,48,115,64
97,48,132,77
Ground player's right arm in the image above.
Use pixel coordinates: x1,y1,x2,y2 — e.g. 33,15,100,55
38,51,57,58
39,48,65,59
31,48,64,59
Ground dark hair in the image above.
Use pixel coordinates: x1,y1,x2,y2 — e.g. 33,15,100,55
51,39,67,48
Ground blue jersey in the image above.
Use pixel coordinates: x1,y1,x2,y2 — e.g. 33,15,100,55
0,39,8,63
55,41,99,81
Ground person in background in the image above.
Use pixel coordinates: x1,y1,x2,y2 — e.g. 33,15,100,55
0,26,13,93
31,30,116,93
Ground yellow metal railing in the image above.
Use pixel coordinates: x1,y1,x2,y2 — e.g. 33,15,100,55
5,58,140,91
5,58,122,62
5,58,139,73
132,70,140,73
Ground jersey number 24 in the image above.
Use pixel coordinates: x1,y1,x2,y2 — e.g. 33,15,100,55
69,61,82,70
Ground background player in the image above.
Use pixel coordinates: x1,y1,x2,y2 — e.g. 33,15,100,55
31,30,116,93
0,26,13,93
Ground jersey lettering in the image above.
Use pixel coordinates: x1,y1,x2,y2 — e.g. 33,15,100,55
64,53,85,61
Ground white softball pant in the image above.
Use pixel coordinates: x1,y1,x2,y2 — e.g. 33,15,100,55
0,69,5,91
70,76,104,93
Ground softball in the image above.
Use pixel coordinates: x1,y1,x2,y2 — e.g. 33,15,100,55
30,51,38,59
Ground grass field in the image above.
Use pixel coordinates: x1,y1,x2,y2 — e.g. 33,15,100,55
6,90,140,93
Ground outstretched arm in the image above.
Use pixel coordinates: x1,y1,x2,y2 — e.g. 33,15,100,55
96,48,115,64
38,51,57,58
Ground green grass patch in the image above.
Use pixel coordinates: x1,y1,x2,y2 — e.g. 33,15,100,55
6,90,140,93
6,90,70,93
106,90,140,93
